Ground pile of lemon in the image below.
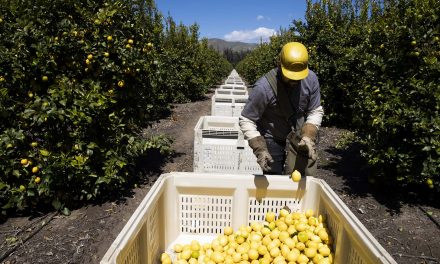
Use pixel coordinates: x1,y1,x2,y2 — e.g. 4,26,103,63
161,208,334,264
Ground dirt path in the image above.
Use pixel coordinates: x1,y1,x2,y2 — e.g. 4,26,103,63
1,86,439,264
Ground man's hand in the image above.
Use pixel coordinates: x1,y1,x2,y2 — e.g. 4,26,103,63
298,136,317,161
248,136,274,172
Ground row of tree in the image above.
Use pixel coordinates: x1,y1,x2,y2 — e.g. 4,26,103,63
0,0,232,214
237,0,439,190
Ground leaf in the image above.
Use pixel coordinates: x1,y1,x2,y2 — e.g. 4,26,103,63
39,149,50,156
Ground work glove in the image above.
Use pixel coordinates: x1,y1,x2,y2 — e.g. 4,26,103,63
298,123,318,161
248,136,274,172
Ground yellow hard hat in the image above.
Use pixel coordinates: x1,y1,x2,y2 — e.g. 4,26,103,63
280,42,309,80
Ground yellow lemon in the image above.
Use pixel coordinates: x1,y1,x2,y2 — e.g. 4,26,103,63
173,244,183,253
248,248,259,260
224,226,233,236
304,247,317,258
266,211,276,222
305,209,314,218
291,170,301,182
318,245,330,257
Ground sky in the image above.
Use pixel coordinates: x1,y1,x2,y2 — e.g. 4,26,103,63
154,1,307,43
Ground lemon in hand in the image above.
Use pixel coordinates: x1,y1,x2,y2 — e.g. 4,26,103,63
291,170,301,182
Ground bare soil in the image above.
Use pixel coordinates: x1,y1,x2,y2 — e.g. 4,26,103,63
1,87,439,264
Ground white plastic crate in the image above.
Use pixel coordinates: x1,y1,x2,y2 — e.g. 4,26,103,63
211,95,248,117
219,84,247,91
193,116,261,173
101,173,397,264
215,89,248,96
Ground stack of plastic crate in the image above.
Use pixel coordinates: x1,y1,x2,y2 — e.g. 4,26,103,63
195,70,261,174
212,71,249,117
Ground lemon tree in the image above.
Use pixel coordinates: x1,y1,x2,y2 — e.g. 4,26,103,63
236,0,439,191
0,0,232,214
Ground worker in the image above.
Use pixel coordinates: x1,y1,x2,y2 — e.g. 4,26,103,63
239,42,324,175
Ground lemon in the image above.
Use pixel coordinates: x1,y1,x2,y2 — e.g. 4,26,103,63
180,249,191,260
305,209,314,218
248,248,259,260
270,247,280,258
118,80,125,88
190,250,200,259
173,243,183,253
266,211,276,222
34,177,41,184
279,208,289,217
20,159,28,165
224,226,233,235
19,185,26,191
318,229,329,241
304,247,317,258
313,253,324,263
295,222,307,232
291,170,301,182
32,166,39,174
286,250,299,262
87,54,93,60
160,253,170,262
297,253,309,263
298,231,309,243
319,245,331,257
295,242,305,251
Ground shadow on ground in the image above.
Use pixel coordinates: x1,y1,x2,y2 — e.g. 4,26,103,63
319,143,440,214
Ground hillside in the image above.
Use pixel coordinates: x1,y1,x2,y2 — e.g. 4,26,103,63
208,38,257,53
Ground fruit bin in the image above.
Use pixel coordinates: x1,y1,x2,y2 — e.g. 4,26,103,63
193,116,261,174
211,95,248,117
219,84,247,91
100,173,397,264
215,89,248,97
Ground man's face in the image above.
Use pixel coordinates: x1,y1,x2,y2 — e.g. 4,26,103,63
282,75,300,88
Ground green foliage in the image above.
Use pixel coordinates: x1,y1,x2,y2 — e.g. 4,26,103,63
0,0,232,213
236,0,439,190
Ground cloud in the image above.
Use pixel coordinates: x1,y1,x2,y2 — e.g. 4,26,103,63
224,27,277,43
256,15,271,21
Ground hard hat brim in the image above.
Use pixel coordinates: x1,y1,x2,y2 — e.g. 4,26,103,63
281,66,309,80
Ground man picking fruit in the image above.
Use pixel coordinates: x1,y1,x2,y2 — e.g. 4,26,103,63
239,42,324,176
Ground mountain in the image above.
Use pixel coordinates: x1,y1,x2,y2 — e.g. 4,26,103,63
207,38,258,53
